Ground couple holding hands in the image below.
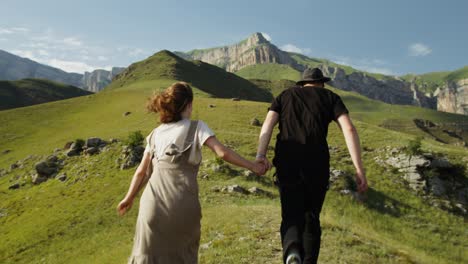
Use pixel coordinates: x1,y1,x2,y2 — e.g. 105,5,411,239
118,68,368,264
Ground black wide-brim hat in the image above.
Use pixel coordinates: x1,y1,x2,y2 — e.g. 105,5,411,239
296,67,331,85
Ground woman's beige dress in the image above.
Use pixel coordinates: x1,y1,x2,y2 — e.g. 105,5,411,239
128,119,214,264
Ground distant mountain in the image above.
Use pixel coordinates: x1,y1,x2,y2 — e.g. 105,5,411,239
0,78,92,110
108,50,273,102
175,33,438,110
0,49,124,92
82,67,125,92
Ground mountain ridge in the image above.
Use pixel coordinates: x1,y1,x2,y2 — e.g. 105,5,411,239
0,49,124,92
175,33,467,115
107,50,273,102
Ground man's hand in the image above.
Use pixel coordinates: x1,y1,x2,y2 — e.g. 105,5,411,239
355,171,368,193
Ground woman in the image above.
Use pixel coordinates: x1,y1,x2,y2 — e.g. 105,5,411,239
117,82,265,264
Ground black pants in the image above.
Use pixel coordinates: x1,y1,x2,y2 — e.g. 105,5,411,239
276,163,329,264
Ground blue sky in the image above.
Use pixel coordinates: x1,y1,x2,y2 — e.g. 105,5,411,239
0,0,466,75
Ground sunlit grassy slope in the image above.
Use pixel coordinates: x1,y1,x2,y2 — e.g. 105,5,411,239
1,58,467,264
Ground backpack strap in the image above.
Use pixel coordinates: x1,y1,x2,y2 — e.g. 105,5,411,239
147,128,156,160
182,120,198,162
184,120,198,149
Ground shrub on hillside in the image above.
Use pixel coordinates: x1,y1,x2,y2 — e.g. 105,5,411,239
405,136,423,156
125,131,144,147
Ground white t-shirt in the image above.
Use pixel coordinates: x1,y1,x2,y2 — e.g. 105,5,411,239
144,118,215,160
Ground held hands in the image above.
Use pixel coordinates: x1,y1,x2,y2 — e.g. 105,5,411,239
117,197,134,216
250,156,273,176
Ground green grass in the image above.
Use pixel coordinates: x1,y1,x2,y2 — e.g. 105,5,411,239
235,64,301,81
0,58,467,263
0,78,92,110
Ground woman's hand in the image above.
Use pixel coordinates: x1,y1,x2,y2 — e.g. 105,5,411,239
117,197,134,216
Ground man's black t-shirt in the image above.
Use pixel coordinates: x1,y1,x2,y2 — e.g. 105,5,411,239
269,85,349,167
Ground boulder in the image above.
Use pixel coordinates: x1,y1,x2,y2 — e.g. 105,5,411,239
250,118,261,126
243,170,255,177
428,176,447,196
84,147,99,155
221,185,247,194
118,145,145,169
32,174,47,184
34,160,58,177
10,163,19,170
56,173,67,182
2,149,11,154
66,141,83,157
8,183,20,190
430,158,453,169
123,111,131,116
209,104,216,108
85,137,104,148
248,187,268,195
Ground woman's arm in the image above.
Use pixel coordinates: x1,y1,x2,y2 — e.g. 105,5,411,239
256,111,279,169
204,136,265,175
117,151,151,216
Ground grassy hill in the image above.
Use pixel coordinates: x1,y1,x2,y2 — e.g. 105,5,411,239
0,78,92,110
108,50,273,102
0,59,467,263
235,64,301,81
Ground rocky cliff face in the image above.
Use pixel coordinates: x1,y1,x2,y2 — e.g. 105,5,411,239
178,33,440,109
320,66,437,108
182,33,303,72
82,67,125,92
436,79,468,115
0,49,124,92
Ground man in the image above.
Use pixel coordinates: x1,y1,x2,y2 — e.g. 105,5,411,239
256,67,368,264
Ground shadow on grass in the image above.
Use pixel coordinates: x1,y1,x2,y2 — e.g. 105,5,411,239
362,187,412,217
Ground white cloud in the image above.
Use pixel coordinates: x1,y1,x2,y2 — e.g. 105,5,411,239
408,43,432,57
47,59,111,73
0,27,29,34
10,49,39,61
261,32,272,41
63,37,82,47
97,55,108,61
280,44,311,55
128,48,145,57
38,49,49,56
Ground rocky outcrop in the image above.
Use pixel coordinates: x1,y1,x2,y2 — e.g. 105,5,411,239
82,67,125,92
178,33,303,72
0,49,124,92
436,79,468,115
320,66,437,108
375,147,467,215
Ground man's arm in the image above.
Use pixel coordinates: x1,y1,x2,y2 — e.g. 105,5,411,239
336,113,368,193
256,111,279,170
